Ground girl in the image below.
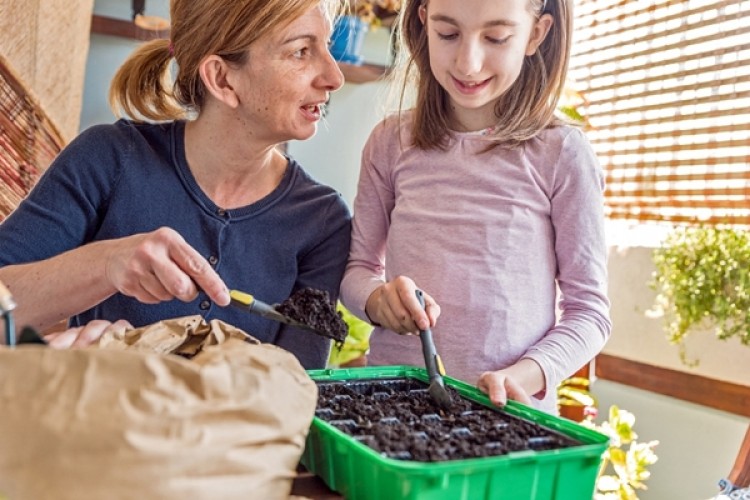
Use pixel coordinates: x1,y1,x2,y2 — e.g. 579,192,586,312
340,0,611,413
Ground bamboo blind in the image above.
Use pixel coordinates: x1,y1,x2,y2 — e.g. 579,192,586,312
569,0,750,227
0,54,63,221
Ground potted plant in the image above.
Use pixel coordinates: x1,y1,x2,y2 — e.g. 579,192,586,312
648,226,750,365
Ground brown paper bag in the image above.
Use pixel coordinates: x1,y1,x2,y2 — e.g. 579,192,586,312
0,316,317,500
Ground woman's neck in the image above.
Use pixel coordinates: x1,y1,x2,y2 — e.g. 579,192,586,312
183,116,287,209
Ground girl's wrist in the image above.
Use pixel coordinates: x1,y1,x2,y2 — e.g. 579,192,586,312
364,288,383,327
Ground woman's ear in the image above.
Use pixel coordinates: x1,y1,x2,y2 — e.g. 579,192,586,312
525,13,553,56
199,55,239,108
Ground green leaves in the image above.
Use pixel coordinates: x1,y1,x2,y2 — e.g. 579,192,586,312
649,227,750,365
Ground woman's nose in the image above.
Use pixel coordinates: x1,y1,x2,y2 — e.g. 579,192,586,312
320,51,345,91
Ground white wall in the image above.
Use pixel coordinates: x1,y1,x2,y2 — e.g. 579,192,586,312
79,11,749,500
593,380,747,500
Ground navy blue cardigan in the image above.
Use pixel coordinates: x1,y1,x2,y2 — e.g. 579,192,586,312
0,120,352,369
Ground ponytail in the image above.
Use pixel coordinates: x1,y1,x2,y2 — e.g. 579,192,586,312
108,39,186,122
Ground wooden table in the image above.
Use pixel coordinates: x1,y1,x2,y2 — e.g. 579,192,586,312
290,465,343,499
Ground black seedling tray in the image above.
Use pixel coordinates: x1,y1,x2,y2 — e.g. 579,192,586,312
315,377,580,462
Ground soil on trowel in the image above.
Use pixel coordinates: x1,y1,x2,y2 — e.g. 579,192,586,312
315,378,581,462
275,287,348,345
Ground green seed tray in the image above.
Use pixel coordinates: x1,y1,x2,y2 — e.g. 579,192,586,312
301,365,608,500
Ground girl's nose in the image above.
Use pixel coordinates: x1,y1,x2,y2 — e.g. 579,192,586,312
455,39,483,77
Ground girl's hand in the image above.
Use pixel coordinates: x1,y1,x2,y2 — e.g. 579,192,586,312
365,276,440,334
44,319,133,348
104,227,230,307
477,370,534,407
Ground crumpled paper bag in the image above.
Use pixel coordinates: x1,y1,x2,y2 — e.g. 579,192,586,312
0,316,318,500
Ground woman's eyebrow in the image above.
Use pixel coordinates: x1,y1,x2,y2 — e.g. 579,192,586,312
281,34,317,45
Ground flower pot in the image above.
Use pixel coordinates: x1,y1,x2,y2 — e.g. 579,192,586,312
329,15,369,65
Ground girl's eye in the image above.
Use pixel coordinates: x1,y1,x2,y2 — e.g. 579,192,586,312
486,36,511,45
436,32,458,41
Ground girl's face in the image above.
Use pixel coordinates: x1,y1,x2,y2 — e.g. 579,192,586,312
227,5,344,143
419,0,552,132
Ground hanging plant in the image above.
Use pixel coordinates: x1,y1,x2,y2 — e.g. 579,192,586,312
648,226,750,365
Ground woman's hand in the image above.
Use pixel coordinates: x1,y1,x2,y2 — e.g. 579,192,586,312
44,319,133,349
104,227,230,307
364,276,440,334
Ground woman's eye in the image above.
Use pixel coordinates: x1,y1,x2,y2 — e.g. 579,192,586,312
293,47,310,58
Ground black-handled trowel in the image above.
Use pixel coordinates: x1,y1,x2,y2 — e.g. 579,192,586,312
415,289,452,410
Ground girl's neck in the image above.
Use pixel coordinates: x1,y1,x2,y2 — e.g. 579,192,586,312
449,106,499,134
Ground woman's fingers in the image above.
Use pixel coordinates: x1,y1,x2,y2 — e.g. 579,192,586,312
45,319,134,349
106,228,229,307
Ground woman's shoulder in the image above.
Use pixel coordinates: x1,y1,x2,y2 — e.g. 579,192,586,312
287,159,351,212
72,119,176,151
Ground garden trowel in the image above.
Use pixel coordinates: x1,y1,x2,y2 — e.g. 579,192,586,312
415,289,452,410
229,289,332,338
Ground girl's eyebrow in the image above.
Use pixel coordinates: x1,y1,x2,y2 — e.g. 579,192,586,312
429,14,517,28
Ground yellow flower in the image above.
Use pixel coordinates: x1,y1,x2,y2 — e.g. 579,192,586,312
351,0,401,28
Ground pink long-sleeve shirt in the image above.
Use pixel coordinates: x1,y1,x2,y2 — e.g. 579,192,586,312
340,112,612,413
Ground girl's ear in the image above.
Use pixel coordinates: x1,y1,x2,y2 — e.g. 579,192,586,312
418,3,427,24
199,55,239,108
525,13,554,56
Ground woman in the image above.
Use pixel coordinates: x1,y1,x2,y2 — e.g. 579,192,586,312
0,0,351,367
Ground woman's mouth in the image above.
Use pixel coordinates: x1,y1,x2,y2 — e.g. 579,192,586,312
301,103,323,121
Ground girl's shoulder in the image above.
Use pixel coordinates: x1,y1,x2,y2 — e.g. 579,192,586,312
525,124,595,162
535,123,590,148
370,110,414,140
365,110,416,156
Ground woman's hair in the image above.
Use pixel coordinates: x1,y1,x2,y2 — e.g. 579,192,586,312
109,0,343,122
398,0,572,149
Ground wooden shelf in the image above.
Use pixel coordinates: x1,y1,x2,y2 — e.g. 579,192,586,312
337,62,391,84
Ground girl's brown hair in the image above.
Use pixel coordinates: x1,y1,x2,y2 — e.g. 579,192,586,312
398,0,571,149
109,0,343,122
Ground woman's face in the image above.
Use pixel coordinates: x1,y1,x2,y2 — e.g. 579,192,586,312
227,5,344,143
419,0,551,132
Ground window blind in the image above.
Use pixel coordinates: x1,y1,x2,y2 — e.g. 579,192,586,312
568,0,750,226
0,55,63,221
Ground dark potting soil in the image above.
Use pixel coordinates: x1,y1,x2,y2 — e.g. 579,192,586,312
315,378,581,462
275,287,348,345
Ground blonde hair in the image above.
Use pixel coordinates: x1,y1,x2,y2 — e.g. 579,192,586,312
397,0,571,149
109,0,344,122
